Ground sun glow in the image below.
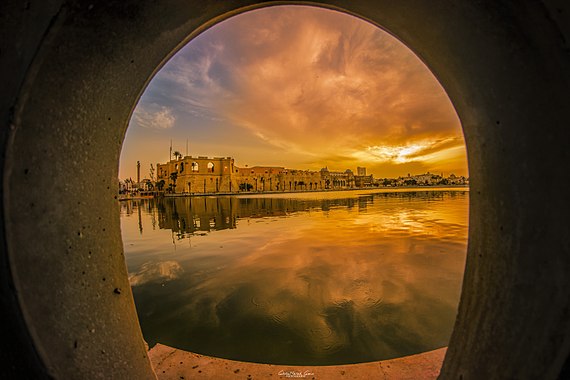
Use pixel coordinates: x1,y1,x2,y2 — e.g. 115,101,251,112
120,6,468,180
353,140,453,164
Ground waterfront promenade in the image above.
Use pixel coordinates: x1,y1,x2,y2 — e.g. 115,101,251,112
149,344,446,380
119,185,469,201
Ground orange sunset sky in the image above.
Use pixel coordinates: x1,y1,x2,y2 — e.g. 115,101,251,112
120,5,468,180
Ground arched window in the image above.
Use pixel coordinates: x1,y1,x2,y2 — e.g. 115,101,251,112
180,162,184,172
192,162,199,172
207,162,214,173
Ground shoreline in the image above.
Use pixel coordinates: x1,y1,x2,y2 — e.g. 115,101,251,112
119,185,469,201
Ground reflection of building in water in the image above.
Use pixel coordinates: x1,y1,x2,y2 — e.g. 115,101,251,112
131,191,462,239
155,196,376,237
157,197,237,237
156,155,372,194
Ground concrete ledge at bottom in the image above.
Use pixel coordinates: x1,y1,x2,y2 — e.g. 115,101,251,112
149,344,446,380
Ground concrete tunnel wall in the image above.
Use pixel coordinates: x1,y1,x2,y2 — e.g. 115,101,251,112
0,0,569,378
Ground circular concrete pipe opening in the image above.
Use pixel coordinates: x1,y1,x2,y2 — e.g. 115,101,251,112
2,1,570,379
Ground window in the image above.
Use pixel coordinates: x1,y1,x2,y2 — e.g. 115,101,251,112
192,162,199,172
207,162,215,173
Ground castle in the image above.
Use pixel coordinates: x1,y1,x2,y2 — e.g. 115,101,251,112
155,155,373,194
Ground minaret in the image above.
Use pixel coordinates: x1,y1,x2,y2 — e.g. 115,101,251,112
137,161,140,185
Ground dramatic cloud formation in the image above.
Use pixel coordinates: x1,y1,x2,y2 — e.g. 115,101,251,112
120,5,467,180
220,12,460,158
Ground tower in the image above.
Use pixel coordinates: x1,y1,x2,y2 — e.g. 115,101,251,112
137,161,140,185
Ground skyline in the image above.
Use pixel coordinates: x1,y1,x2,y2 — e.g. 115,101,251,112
120,5,468,180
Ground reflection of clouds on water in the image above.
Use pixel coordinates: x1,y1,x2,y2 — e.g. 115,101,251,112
146,217,465,363
126,190,468,364
129,261,184,286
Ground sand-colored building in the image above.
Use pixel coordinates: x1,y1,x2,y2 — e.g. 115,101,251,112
156,156,369,194
235,166,324,192
157,156,236,194
320,167,355,189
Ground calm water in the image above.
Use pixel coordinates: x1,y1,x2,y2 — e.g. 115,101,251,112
121,188,468,365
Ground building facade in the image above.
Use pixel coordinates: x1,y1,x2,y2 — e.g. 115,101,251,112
320,167,355,189
235,166,324,192
156,156,370,194
157,156,236,194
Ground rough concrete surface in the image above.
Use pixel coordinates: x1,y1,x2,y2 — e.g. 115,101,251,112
149,344,446,380
1,0,570,378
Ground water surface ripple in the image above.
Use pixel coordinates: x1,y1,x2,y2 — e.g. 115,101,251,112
121,189,468,365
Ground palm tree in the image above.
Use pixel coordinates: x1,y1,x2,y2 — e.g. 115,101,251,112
173,150,182,160
149,163,155,182
169,172,178,193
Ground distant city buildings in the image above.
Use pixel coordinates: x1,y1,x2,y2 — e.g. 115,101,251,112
119,154,468,195
379,172,469,187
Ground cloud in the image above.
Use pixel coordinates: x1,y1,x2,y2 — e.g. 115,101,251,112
122,5,467,179
133,104,176,129
129,261,183,286
205,6,463,164
147,41,233,122
132,201,468,360
353,137,464,164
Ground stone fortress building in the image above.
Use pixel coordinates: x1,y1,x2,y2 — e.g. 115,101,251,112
157,156,236,194
156,155,371,194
